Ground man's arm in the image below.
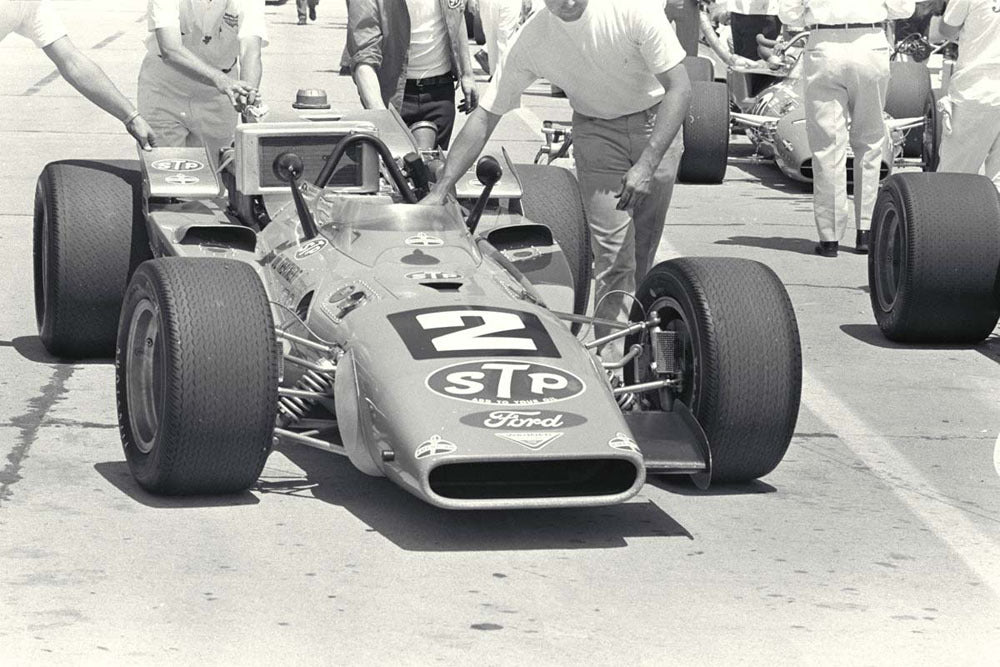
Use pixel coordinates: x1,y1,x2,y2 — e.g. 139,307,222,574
348,0,387,109
154,26,256,110
43,36,156,150
421,107,503,204
239,35,263,105
444,4,478,112
354,64,387,109
938,0,966,41
618,65,691,211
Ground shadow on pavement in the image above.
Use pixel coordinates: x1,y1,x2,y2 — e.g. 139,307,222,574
714,235,818,255
94,461,260,508
726,144,814,196
254,442,693,551
0,336,112,366
650,477,777,497
840,324,1000,366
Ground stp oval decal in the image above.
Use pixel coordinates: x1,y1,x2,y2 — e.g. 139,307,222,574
426,360,585,406
151,159,204,172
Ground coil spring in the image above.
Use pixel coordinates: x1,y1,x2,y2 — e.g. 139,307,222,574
278,368,334,424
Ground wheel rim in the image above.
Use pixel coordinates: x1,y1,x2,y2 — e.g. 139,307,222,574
633,296,697,409
922,105,936,171
875,206,904,312
125,299,165,454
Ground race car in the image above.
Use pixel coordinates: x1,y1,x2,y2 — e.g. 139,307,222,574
33,100,801,510
729,31,930,184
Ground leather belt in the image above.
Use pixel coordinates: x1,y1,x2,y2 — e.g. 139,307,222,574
807,22,885,31
405,73,455,89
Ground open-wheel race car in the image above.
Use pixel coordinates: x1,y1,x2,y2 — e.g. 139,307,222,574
868,172,1000,345
729,31,933,184
33,102,801,510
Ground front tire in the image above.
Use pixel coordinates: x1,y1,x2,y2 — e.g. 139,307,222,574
117,258,279,495
34,160,151,358
868,173,1000,343
625,258,801,482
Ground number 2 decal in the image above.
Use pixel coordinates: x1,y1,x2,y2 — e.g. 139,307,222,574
387,306,561,360
416,310,536,353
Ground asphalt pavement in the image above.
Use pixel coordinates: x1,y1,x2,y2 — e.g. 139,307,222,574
1,2,998,664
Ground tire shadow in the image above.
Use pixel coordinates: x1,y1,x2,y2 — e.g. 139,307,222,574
94,461,260,508
649,477,777,497
253,442,693,551
840,323,1000,366
0,336,112,366
714,235,818,255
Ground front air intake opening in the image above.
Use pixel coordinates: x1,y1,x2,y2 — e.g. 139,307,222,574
428,459,638,500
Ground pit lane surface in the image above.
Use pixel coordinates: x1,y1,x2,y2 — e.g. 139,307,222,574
1,2,998,664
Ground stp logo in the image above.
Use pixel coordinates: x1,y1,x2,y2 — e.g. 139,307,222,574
426,360,585,406
151,159,204,172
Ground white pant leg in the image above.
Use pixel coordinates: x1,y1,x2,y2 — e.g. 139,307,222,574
845,37,890,232
480,0,521,74
939,98,1000,191
803,44,851,242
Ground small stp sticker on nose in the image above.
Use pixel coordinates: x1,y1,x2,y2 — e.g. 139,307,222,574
151,159,205,172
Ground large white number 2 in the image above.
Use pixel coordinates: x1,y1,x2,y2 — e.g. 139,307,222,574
416,310,536,352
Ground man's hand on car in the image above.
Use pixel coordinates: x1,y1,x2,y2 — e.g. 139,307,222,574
215,74,259,111
126,114,157,151
418,189,449,206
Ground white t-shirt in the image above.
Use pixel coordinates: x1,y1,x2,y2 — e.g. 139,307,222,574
943,0,1000,105
777,0,915,27
0,0,66,47
406,0,452,78
145,0,268,70
480,0,687,119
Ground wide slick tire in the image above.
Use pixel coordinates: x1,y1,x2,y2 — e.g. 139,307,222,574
679,81,730,184
515,163,592,317
116,258,279,495
886,61,932,158
34,160,151,358
625,258,802,482
868,173,1000,343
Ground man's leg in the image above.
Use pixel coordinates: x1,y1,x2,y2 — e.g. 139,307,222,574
983,109,1000,191
803,46,851,243
415,83,457,149
296,0,308,23
629,111,683,283
573,112,638,345
189,92,239,162
137,63,193,147
939,98,995,177
846,37,890,233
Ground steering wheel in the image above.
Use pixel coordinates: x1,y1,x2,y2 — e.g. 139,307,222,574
315,133,418,204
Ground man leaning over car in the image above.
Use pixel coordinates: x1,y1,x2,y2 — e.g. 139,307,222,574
0,0,155,149
421,0,691,358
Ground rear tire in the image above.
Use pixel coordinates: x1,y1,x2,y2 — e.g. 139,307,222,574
886,61,932,158
682,56,714,83
117,258,279,495
679,82,730,184
625,258,801,482
34,160,151,358
868,173,1000,343
515,163,592,318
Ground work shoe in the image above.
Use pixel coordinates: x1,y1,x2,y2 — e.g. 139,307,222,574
855,230,870,254
297,17,307,24
309,3,317,20
474,49,490,74
814,241,838,257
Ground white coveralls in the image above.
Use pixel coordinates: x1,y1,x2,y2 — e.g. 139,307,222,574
937,0,1000,191
479,0,525,74
778,0,915,243
0,1,65,48
138,0,268,155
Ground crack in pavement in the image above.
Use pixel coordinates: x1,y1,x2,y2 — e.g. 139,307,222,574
0,365,74,505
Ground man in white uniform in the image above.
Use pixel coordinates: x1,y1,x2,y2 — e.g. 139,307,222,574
472,0,532,74
422,0,691,349
138,0,267,156
937,0,1000,191
0,0,155,149
778,0,915,257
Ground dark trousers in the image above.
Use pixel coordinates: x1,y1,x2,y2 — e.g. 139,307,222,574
731,13,782,97
400,79,456,149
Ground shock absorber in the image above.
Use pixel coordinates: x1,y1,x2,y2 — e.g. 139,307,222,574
277,368,335,426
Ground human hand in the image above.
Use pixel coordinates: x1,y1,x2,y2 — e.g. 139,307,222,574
126,115,157,151
418,188,450,206
937,95,953,135
616,161,655,212
458,75,479,114
215,74,259,111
